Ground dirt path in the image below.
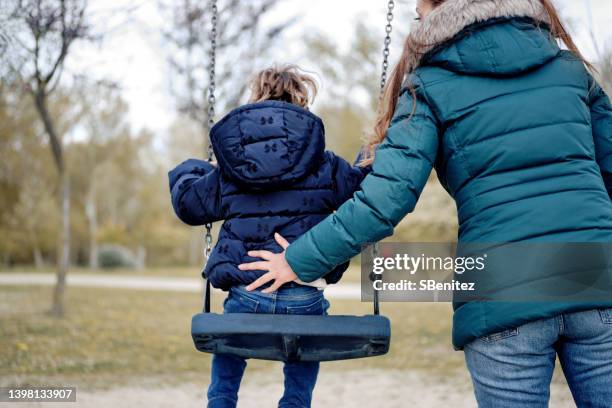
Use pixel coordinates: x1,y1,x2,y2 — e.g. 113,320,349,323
2,369,575,408
0,273,360,299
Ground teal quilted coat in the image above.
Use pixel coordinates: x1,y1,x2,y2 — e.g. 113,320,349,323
286,17,612,349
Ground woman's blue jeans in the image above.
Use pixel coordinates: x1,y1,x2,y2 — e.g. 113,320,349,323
464,308,612,407
207,284,329,408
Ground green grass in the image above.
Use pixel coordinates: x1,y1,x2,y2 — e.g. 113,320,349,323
0,285,208,387
0,283,465,388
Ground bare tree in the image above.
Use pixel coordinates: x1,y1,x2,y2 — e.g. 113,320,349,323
161,0,296,142
76,81,125,270
7,0,90,317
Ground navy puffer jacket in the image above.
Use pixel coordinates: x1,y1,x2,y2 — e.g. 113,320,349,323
169,101,368,290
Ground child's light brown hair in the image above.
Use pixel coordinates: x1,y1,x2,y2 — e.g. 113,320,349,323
248,65,318,108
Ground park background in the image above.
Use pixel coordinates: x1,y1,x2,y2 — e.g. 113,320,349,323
1,0,611,406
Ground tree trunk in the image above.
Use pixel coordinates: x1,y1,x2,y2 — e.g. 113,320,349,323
33,89,70,318
136,245,146,271
51,171,70,317
85,183,98,270
33,245,45,269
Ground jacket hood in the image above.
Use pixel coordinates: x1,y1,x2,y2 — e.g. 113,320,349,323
408,0,558,76
425,18,559,76
210,101,325,189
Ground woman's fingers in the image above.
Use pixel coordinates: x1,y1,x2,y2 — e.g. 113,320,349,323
247,250,273,260
261,278,285,294
241,239,294,293
245,272,275,291
274,233,290,250
238,261,269,271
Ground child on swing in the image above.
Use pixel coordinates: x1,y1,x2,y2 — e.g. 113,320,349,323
168,64,369,408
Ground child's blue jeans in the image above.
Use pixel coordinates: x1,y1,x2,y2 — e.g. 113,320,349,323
207,283,329,408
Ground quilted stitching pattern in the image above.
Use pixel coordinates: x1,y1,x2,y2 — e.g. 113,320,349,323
169,101,369,290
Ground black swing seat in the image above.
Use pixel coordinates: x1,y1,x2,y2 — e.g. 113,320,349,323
192,312,391,362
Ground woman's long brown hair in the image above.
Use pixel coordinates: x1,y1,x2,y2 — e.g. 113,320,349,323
362,0,593,165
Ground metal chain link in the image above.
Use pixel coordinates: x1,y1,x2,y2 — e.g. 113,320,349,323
207,0,218,162
204,0,218,261
373,0,395,314
380,0,395,94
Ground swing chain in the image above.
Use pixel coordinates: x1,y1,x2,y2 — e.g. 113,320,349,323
204,230,213,259
380,0,395,93
373,0,395,315
207,0,218,159
204,0,218,261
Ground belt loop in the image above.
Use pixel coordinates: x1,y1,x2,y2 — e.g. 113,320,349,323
557,314,565,335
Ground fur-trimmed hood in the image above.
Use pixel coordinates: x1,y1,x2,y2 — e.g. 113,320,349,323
407,0,551,72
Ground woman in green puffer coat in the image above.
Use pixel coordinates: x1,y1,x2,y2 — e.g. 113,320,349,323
240,0,612,406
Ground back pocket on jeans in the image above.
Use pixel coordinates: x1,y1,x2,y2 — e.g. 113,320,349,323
224,290,259,313
599,308,612,324
286,298,326,316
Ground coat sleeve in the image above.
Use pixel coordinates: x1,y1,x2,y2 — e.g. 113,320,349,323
329,151,371,209
168,159,222,226
589,79,612,199
286,90,440,282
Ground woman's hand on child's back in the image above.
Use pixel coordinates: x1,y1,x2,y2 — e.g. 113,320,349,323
239,233,298,293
